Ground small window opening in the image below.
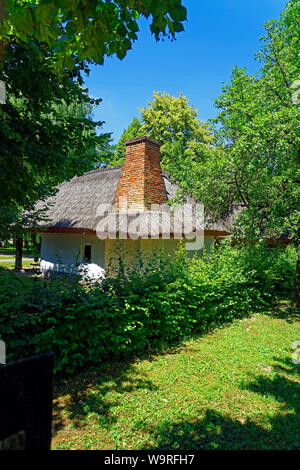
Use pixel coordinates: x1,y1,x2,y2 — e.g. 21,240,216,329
84,245,92,263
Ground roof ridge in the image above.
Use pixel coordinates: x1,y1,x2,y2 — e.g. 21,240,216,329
69,165,123,181
83,165,123,175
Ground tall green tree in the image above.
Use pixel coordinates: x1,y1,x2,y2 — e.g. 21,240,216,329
139,91,213,174
0,0,188,268
95,135,117,167
1,0,187,69
111,117,143,166
186,1,300,303
0,38,110,241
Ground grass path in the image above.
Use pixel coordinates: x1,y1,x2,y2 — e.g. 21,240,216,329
0,254,36,270
52,302,300,450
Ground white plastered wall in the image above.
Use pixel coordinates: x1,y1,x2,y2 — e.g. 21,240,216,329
40,233,105,277
40,233,217,278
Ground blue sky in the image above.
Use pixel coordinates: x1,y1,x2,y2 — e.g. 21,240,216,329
83,0,287,143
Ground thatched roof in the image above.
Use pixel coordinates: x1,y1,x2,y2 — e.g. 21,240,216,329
35,166,240,235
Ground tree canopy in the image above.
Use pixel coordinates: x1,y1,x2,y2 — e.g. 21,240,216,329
0,38,110,236
139,91,213,174
109,92,213,173
112,117,143,165
1,0,187,69
0,0,188,235
140,91,212,148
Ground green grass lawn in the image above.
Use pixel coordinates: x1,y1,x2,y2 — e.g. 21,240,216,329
52,302,300,450
0,254,21,259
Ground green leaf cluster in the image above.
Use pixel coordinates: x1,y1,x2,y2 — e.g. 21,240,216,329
0,242,296,375
186,1,300,243
110,117,143,165
0,38,111,236
140,91,213,165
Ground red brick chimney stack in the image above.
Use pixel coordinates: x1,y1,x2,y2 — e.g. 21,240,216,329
115,136,167,211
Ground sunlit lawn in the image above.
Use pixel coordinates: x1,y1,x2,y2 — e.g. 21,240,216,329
52,301,300,450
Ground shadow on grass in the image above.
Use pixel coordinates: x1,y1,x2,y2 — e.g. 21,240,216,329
52,360,158,435
264,301,300,323
51,340,205,437
51,302,299,449
140,357,300,450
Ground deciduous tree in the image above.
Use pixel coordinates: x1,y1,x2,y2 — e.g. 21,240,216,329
139,91,213,174
186,0,300,304
112,117,143,165
0,38,111,269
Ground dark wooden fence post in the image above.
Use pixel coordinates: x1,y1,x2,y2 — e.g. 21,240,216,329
15,236,23,271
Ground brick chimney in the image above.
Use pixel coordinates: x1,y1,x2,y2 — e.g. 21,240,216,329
115,136,167,211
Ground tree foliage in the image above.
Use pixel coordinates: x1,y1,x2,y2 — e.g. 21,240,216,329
112,116,143,165
0,38,110,236
1,243,296,373
1,0,187,69
139,91,213,173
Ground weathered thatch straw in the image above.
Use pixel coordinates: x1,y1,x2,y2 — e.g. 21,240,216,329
35,166,240,235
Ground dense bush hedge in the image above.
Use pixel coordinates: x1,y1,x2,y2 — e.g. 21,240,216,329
0,243,297,374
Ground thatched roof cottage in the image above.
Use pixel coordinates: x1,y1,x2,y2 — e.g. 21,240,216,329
36,137,236,278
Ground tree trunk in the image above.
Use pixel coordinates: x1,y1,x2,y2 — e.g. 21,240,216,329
15,236,23,272
295,257,300,308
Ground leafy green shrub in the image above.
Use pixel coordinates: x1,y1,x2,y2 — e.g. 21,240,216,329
235,243,297,298
0,243,297,375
